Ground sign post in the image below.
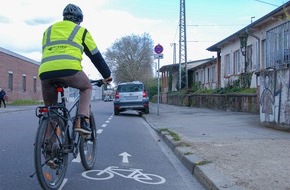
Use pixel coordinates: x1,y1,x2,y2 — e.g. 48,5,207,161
154,44,163,116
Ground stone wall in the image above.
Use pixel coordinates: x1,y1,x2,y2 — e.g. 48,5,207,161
165,93,259,113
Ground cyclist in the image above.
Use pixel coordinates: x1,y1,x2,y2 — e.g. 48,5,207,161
39,3,112,134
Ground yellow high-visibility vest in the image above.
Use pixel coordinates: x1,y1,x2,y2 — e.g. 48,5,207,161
38,20,99,76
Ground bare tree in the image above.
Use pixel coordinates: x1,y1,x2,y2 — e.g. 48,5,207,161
105,33,154,86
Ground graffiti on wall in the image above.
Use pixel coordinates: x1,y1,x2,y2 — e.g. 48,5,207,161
260,73,274,122
260,69,290,124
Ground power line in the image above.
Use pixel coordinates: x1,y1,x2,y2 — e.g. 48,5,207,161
253,0,279,7
187,24,246,27
187,40,217,43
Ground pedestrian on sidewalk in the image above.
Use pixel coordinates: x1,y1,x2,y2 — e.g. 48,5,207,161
0,88,6,108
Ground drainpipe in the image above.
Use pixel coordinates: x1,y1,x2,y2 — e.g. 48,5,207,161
246,28,261,88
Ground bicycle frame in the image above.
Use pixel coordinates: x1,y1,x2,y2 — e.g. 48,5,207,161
36,86,83,157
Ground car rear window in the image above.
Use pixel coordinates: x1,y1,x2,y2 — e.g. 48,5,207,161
118,84,143,92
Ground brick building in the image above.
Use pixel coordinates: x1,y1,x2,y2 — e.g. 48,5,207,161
0,47,42,102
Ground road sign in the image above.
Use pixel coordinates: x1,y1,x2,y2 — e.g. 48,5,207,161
154,44,163,54
154,54,163,59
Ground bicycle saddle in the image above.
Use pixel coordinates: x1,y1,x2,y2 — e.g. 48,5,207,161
49,79,68,88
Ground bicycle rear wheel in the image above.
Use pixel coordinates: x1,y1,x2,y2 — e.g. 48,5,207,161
34,115,68,190
79,111,97,170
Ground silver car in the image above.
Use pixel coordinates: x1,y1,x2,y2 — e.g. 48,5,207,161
113,81,149,115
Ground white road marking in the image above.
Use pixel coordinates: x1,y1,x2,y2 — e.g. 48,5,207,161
101,124,107,128
105,120,110,124
97,129,103,134
119,152,132,163
58,178,68,190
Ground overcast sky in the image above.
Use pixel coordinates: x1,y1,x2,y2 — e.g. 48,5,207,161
0,0,285,79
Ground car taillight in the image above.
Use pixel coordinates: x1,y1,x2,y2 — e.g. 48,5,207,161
115,92,120,99
143,90,147,98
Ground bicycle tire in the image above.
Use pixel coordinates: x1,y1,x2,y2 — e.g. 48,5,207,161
80,110,97,170
34,116,68,190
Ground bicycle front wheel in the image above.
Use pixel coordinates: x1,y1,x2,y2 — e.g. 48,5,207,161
80,111,97,170
34,116,68,190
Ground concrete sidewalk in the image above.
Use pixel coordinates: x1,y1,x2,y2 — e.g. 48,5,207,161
144,103,290,190
0,105,36,114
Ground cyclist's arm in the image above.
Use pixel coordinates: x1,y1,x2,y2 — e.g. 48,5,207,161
82,29,111,79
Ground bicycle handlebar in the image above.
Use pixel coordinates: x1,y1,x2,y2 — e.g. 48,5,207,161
90,78,112,87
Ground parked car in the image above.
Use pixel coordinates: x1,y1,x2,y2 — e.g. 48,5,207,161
113,81,149,115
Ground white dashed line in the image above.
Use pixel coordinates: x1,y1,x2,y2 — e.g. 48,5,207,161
97,129,103,134
58,178,68,190
97,116,113,135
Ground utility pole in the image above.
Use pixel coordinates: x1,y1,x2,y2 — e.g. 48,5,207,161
178,0,188,89
170,43,177,64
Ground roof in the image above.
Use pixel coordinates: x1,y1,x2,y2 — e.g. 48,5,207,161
0,47,40,65
159,57,214,72
207,1,290,52
188,57,217,71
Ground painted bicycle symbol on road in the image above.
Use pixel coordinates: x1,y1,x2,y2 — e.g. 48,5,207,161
82,166,166,185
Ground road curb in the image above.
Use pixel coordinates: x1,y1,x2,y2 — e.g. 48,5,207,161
149,127,243,190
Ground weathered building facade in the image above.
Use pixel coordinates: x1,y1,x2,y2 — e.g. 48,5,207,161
160,1,290,128
207,2,290,127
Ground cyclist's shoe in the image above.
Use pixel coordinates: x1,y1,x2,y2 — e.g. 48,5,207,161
75,115,91,135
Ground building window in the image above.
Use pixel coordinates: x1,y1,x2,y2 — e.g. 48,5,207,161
285,26,290,64
233,50,241,74
266,21,290,68
262,39,266,69
8,72,13,91
33,77,37,93
224,54,231,76
196,70,204,84
246,45,253,71
206,66,216,83
207,68,210,83
22,75,26,92
211,65,216,82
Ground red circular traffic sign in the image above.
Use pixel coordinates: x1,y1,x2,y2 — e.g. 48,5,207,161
154,44,163,54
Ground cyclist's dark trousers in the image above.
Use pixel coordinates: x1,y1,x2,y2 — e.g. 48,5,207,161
41,71,92,117
0,98,6,108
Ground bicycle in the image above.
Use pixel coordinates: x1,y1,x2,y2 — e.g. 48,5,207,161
31,79,105,190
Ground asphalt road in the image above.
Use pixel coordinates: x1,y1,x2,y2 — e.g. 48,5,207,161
0,101,204,190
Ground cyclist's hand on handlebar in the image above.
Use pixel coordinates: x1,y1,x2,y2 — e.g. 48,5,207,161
103,77,112,85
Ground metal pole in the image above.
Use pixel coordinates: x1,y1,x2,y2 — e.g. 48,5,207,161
157,57,160,115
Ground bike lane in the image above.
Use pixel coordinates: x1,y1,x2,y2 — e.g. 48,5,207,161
61,104,204,190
